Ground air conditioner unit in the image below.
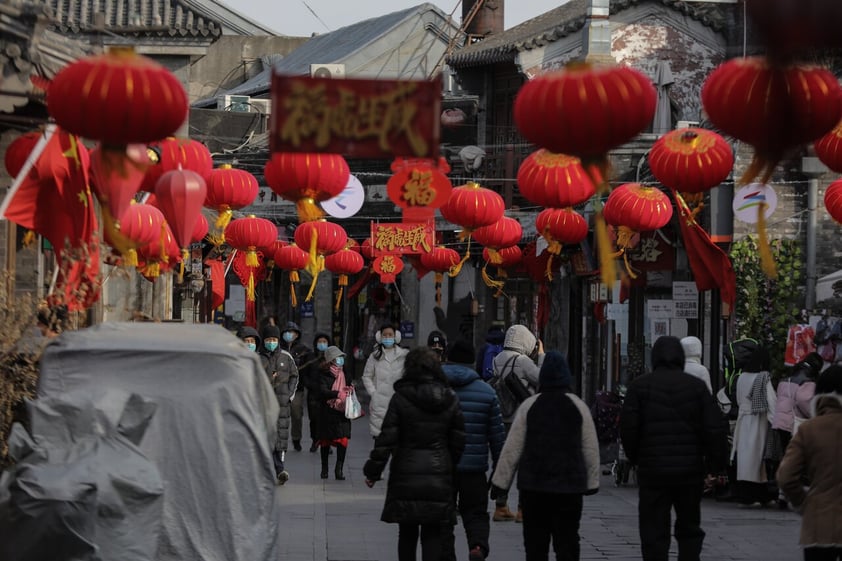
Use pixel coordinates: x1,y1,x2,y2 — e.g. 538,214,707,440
219,94,251,112
310,63,345,79
250,98,271,114
676,120,700,129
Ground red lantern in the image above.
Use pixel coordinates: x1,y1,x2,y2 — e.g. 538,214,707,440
814,120,842,174
372,254,404,284
141,137,214,193
203,164,259,239
225,215,277,301
274,242,309,306
440,181,505,233
325,249,365,312
420,246,461,306
535,208,589,254
154,168,207,250
517,150,595,208
264,152,350,222
648,128,734,193
824,180,842,223
602,184,672,277
191,213,209,243
105,203,165,267
387,157,453,222
294,220,348,301
481,245,523,296
137,222,180,280
90,143,151,226
47,47,187,145
514,63,656,161
4,131,41,178
472,217,523,264
359,238,375,261
702,57,842,184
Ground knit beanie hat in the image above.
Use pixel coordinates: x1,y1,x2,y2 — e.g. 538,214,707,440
538,350,572,390
261,324,281,341
447,340,475,365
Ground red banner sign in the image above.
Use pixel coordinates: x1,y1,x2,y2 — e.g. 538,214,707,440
370,221,434,255
271,75,441,159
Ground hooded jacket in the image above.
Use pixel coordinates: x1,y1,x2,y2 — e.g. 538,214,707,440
299,332,332,394
260,346,299,452
620,336,728,486
777,392,842,547
281,321,309,367
237,326,261,349
475,327,505,375
363,375,465,524
680,336,712,393
442,363,506,473
362,344,409,437
491,325,544,421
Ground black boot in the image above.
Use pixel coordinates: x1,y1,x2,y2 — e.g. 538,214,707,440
320,446,330,479
335,445,347,480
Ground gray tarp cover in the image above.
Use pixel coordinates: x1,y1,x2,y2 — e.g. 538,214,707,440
36,322,281,561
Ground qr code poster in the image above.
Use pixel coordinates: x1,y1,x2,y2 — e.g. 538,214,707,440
651,319,670,341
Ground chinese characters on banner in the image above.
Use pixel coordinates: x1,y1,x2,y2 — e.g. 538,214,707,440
370,222,434,255
270,75,442,159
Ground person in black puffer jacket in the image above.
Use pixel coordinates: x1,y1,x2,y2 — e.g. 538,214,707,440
620,336,728,561
364,347,466,561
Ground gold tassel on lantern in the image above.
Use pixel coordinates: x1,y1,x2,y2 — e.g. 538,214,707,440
140,262,161,278
609,225,638,279
594,209,617,289
179,248,189,284
246,270,256,301
297,197,325,223
305,255,324,302
22,230,36,247
245,247,259,268
481,263,506,293
289,271,299,307
449,237,472,277
757,202,777,278
545,253,555,281
434,272,443,307
215,205,233,230
487,248,503,265
334,274,348,313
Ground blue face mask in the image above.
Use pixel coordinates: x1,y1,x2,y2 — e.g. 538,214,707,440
381,338,395,348
283,332,295,343
265,341,279,352
316,342,328,352
335,357,345,367
247,342,257,352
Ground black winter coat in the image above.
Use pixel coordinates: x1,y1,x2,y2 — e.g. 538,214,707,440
620,367,728,486
314,364,351,441
363,376,466,524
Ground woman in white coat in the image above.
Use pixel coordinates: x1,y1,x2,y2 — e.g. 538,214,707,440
730,343,778,505
362,324,409,438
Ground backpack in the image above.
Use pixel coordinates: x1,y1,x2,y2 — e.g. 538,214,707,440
480,343,503,381
722,338,760,419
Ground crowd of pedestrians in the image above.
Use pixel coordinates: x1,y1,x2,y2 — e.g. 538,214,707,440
237,319,840,561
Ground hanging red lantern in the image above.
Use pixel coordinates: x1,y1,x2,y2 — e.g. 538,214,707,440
141,137,213,193
814,120,842,174
372,254,404,284
294,220,348,301
47,47,187,145
472,217,523,265
387,157,453,222
192,213,209,243
274,242,309,306
535,208,589,254
516,150,595,207
104,203,165,267
4,131,41,178
225,215,277,301
264,152,350,222
359,238,375,261
154,168,207,250
440,181,505,274
325,249,365,312
514,63,656,167
137,222,180,280
702,57,842,184
824,180,842,223
483,245,522,269
648,128,734,193
420,246,461,306
203,164,259,239
602,184,673,277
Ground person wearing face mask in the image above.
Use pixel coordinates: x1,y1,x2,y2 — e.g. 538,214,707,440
301,332,333,452
281,321,310,452
259,324,299,484
237,326,261,353
427,331,447,362
315,346,354,480
363,324,410,438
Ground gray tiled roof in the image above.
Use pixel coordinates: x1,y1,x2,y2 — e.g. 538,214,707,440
41,0,277,38
447,0,732,68
193,3,447,107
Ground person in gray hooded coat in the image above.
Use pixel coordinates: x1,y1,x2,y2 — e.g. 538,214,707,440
680,336,712,394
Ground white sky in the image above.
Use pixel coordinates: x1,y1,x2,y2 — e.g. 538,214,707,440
224,0,566,37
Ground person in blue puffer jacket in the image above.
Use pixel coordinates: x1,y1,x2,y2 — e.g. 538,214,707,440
441,340,506,561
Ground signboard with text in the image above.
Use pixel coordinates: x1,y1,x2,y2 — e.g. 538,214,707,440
271,74,441,159
370,221,434,255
